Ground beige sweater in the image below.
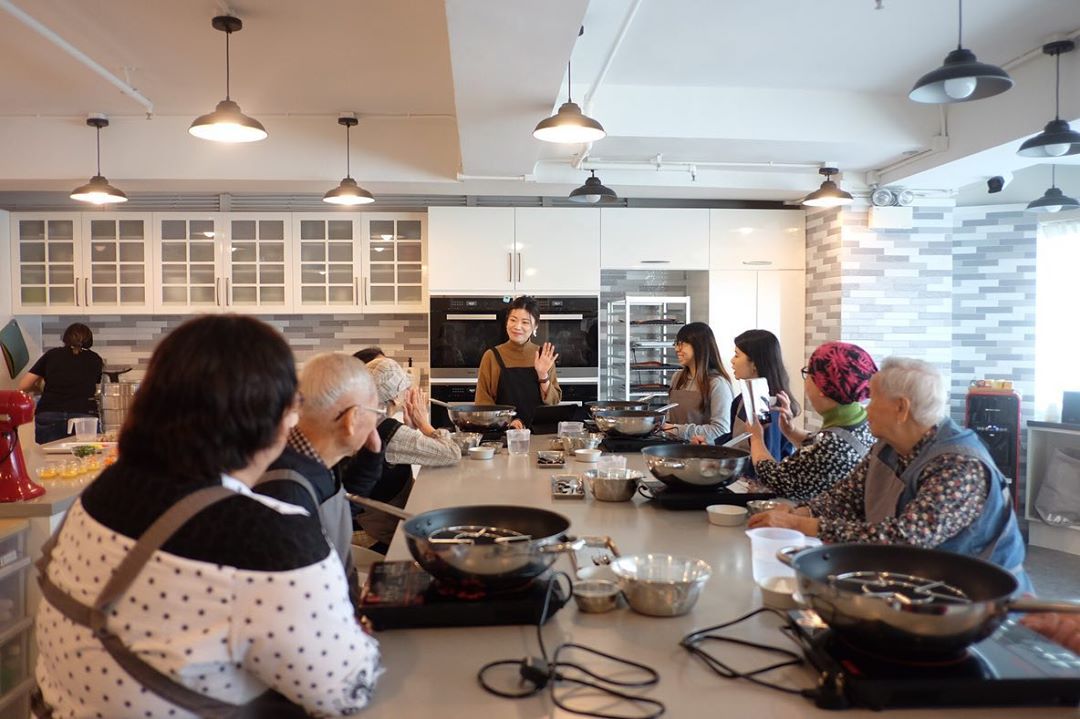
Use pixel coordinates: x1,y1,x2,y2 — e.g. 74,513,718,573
475,340,562,405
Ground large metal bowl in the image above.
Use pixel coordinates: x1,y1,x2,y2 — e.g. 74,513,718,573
442,403,517,432
583,468,646,502
640,444,749,490
593,409,666,436
610,554,712,616
585,400,650,419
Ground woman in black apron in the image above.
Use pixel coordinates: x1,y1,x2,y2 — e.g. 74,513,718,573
661,322,734,443
474,295,561,429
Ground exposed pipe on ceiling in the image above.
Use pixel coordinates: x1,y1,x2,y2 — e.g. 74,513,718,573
581,0,644,114
555,157,822,172
0,0,155,116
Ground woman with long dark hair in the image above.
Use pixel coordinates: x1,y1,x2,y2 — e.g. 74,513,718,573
18,322,104,444
34,315,382,717
662,322,734,442
715,329,799,463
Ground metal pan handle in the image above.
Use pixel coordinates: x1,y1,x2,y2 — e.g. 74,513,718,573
1007,597,1080,614
776,545,805,568
538,536,587,554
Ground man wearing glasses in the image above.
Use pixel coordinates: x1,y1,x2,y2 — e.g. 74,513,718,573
256,352,383,603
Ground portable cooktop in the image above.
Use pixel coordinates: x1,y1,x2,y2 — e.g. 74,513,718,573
358,560,567,631
787,609,1080,710
640,480,777,510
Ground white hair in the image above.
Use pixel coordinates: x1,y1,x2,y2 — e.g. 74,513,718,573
875,357,947,426
298,352,375,419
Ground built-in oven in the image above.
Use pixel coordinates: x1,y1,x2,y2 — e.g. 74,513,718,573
429,295,599,429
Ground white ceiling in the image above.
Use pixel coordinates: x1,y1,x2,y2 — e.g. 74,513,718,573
0,0,1078,202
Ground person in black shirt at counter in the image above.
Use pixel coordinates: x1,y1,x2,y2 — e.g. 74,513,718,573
18,322,104,444
474,295,561,429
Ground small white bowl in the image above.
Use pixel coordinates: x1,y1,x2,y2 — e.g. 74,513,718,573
706,504,748,526
468,446,495,460
575,448,602,463
758,575,799,610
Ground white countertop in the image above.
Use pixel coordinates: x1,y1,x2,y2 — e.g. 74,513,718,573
363,437,1074,718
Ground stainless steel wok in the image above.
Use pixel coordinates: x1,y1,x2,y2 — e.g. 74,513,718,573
640,444,749,489
584,400,650,419
592,407,675,436
779,543,1080,657
430,399,517,432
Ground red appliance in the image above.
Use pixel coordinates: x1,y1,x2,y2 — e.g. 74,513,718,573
0,391,45,502
964,387,1021,510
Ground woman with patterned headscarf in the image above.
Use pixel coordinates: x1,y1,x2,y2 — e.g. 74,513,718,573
746,341,878,501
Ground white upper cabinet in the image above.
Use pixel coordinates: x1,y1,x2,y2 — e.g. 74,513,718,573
152,213,227,313
710,209,805,270
600,208,710,270
294,214,362,313
428,207,516,294
223,214,292,312
11,213,154,314
514,208,600,293
362,213,427,312
428,207,600,294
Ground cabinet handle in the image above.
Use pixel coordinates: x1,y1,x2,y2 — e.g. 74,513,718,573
517,252,522,283
354,276,360,305
507,252,513,283
363,277,369,304
74,277,80,306
225,278,231,306
84,278,90,306
640,260,670,265
742,260,773,266
215,278,220,307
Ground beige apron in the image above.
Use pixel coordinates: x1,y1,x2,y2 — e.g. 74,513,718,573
666,386,706,425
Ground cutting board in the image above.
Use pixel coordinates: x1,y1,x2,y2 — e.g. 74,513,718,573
0,319,29,379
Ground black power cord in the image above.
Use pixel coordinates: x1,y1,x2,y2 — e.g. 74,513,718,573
680,607,818,698
477,572,665,718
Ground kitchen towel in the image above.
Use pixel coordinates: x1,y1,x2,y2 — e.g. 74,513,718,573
0,319,29,379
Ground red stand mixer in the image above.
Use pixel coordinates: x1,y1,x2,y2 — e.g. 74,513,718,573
0,391,45,501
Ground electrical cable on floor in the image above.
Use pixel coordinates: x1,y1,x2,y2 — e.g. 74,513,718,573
477,572,665,718
680,607,818,697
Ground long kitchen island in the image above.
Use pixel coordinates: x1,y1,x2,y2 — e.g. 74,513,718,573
362,437,1078,718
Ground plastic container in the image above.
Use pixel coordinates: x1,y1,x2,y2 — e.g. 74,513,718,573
745,528,820,585
66,417,97,441
557,421,585,437
505,429,531,456
706,505,748,526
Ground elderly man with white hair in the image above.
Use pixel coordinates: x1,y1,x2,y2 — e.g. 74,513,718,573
750,356,1029,590
256,352,383,598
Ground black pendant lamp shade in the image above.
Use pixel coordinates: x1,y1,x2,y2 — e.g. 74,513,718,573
1026,165,1079,213
323,116,374,206
189,16,267,143
909,0,1012,103
1017,40,1080,158
802,167,853,208
568,170,617,204
534,30,606,145
70,116,127,205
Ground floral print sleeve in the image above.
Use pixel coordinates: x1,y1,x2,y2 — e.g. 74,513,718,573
754,424,874,502
814,454,989,547
805,454,870,519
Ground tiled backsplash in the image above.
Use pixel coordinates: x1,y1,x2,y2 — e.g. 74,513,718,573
40,314,430,384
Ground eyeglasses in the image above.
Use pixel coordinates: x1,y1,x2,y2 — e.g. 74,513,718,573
800,366,812,379
672,340,687,349
333,405,387,421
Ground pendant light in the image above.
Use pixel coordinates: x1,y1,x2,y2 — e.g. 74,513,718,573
909,0,1012,104
533,29,605,144
70,115,127,205
568,170,617,204
1026,165,1079,213
802,167,854,208
1018,40,1080,158
323,116,374,205
189,16,267,143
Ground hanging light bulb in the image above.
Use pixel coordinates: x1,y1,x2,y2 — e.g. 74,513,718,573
189,16,267,143
802,168,854,208
534,28,606,144
1026,165,1079,213
909,0,1012,104
568,170,618,204
70,115,127,205
1017,40,1080,158
323,115,374,206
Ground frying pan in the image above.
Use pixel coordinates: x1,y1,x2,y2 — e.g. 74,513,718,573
640,443,749,489
779,543,1080,657
430,399,517,432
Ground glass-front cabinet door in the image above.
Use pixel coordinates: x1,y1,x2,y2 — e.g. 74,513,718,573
81,214,153,312
293,215,361,313
11,213,80,313
152,213,225,313
224,214,292,312
361,212,426,312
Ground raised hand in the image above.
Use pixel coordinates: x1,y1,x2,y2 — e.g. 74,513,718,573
775,391,796,433
534,342,559,380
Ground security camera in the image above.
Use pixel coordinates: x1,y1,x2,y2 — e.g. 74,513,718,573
987,172,1013,193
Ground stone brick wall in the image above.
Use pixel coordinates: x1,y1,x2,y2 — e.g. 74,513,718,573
40,313,430,384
